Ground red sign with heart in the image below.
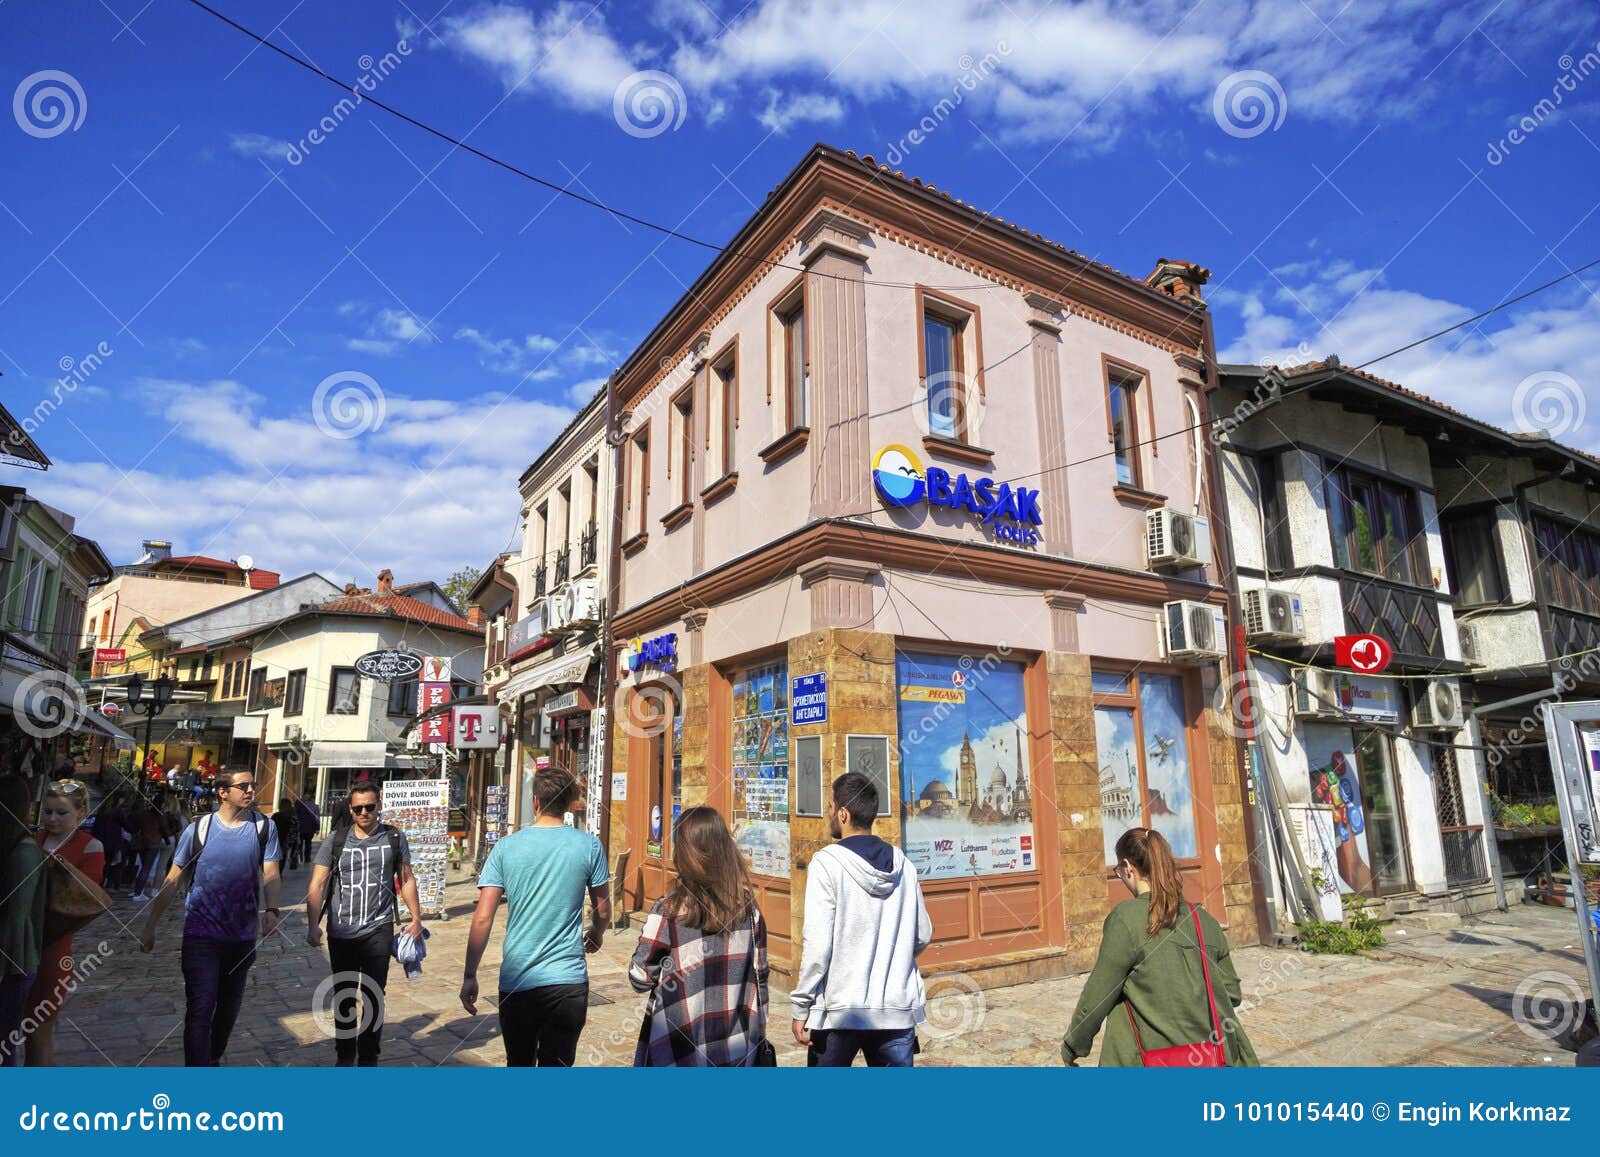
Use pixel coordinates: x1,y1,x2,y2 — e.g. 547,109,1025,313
1334,633,1393,674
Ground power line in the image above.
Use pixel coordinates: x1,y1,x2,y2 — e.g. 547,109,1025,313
181,0,1022,296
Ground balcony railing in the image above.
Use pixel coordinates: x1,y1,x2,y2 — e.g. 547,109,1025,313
553,548,570,585
533,565,547,599
1338,575,1444,660
579,521,598,569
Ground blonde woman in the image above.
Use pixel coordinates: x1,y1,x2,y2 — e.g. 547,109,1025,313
27,780,104,1065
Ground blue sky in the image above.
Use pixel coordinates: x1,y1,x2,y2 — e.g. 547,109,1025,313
5,0,1599,586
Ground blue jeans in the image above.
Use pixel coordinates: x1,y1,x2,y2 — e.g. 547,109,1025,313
806,1027,917,1067
181,935,257,1067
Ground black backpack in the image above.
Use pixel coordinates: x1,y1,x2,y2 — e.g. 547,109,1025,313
321,823,404,925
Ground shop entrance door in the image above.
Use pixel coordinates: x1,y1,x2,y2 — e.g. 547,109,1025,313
1305,727,1412,897
624,685,680,911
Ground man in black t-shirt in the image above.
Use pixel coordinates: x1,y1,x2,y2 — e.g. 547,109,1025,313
306,783,422,1066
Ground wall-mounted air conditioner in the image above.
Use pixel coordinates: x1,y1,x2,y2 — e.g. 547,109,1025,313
563,579,601,628
1457,622,1483,666
1159,600,1227,663
1242,588,1305,643
1292,668,1340,718
544,592,570,633
1146,508,1211,571
1411,680,1465,730
284,723,303,742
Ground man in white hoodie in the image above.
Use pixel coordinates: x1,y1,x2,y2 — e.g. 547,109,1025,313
790,771,933,1066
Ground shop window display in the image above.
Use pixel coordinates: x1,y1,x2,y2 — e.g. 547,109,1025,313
1093,672,1199,865
897,649,1036,879
730,661,790,877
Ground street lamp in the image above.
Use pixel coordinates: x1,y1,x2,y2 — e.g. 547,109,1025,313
127,674,175,793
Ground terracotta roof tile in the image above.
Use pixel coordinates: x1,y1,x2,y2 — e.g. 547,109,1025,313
315,593,481,632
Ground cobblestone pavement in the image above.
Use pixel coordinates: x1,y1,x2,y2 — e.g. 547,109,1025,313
45,853,1596,1067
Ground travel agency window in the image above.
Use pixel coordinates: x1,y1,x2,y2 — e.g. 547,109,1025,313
1092,670,1201,896
1303,721,1412,897
730,657,789,879
897,648,1036,880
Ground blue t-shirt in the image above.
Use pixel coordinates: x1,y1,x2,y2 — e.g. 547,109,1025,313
479,826,609,994
173,813,281,941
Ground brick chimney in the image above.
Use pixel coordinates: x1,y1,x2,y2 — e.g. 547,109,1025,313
467,604,484,626
1144,257,1211,304
376,568,394,596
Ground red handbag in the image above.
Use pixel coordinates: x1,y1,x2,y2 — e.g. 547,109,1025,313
1124,903,1227,1067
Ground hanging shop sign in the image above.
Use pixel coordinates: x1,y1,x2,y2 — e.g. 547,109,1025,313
507,605,554,661
420,655,452,683
1334,634,1393,674
871,443,1043,546
418,679,452,745
792,672,828,725
624,632,678,673
1331,673,1400,723
544,688,594,716
451,705,499,749
355,649,423,682
94,647,126,665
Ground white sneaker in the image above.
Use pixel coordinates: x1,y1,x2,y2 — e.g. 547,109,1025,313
130,893,148,903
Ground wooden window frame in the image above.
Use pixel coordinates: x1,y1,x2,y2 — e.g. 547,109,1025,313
623,422,651,552
283,668,307,717
326,666,360,715
1325,463,1428,588
1102,355,1151,492
246,666,267,712
672,383,694,508
768,274,808,432
915,287,986,452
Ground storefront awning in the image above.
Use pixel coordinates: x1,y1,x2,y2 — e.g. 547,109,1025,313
308,741,388,768
77,707,137,748
497,645,596,704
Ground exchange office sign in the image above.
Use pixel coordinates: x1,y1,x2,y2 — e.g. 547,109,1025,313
355,649,424,682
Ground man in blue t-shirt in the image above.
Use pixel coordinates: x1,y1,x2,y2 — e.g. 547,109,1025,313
460,768,609,1066
140,769,281,1066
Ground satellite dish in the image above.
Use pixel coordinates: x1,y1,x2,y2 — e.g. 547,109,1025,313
236,553,254,572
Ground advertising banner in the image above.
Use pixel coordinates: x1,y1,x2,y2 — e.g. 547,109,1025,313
382,778,449,917
897,649,1035,879
1304,727,1373,895
731,661,790,878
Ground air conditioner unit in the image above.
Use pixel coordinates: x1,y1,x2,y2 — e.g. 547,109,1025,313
284,723,303,742
1242,588,1305,643
563,579,601,628
1159,600,1227,663
1292,668,1341,718
1146,509,1211,571
544,592,570,633
1457,622,1483,666
1411,680,1465,730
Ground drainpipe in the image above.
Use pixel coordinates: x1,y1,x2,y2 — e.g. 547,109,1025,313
1198,310,1280,943
600,375,623,863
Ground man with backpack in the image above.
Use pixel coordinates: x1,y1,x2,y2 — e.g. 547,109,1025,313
305,781,422,1066
138,768,281,1066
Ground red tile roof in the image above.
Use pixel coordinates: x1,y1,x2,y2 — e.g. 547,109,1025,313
315,593,481,632
149,555,281,589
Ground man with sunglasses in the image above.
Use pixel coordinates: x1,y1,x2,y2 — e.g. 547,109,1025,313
139,768,281,1066
305,782,420,1066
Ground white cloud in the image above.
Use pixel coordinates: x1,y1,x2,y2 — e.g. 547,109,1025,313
29,380,580,587
228,132,295,161
440,0,1585,147
454,326,607,377
566,377,606,406
1217,260,1600,454
756,89,845,135
346,308,435,355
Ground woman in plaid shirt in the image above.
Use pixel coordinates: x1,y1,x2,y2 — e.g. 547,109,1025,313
629,807,771,1066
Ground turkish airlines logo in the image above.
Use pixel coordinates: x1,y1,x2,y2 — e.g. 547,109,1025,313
1334,633,1393,674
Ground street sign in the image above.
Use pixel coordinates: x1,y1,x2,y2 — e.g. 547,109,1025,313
94,647,125,664
354,649,423,682
1334,633,1393,674
100,701,121,718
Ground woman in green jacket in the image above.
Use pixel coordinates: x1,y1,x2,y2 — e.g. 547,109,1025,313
1062,827,1259,1067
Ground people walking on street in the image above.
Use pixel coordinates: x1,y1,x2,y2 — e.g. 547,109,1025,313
305,783,422,1067
0,777,47,1068
791,772,931,1068
130,800,166,901
272,798,301,871
26,780,105,1065
90,794,130,893
292,795,318,862
139,768,281,1067
460,768,609,1067
629,807,770,1067
1060,827,1258,1067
